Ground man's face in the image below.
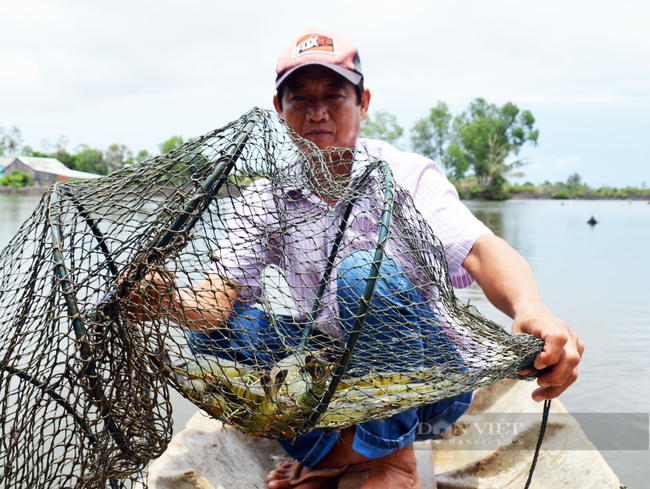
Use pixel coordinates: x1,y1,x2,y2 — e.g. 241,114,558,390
273,65,370,152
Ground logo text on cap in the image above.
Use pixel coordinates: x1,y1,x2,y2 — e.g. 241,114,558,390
294,34,335,58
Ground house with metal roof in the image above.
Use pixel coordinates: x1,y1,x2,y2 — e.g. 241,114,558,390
2,156,101,186
0,156,14,174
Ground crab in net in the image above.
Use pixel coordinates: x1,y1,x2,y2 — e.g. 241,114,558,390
0,108,544,488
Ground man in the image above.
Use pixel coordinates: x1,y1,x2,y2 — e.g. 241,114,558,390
262,28,583,489
137,28,583,489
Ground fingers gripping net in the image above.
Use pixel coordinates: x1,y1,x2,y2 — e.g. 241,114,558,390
0,108,543,487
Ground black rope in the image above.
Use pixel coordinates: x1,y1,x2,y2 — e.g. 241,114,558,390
524,399,551,489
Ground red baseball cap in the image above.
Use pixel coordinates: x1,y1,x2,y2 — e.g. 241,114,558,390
275,27,363,89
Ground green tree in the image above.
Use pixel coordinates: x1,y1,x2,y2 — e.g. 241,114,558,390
75,145,107,175
483,136,527,199
134,149,152,164
159,136,184,155
54,149,79,170
105,144,133,173
447,98,538,184
40,136,78,168
567,173,581,185
360,111,404,146
1,170,32,187
411,101,451,165
565,172,586,197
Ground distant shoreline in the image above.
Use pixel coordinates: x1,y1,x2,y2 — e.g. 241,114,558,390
1,185,648,202
492,193,650,201
0,186,49,195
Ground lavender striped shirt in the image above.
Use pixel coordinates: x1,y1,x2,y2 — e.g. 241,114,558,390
217,139,491,337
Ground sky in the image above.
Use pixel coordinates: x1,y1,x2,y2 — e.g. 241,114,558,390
1,0,649,188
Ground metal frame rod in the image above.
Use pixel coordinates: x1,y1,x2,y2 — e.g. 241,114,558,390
103,110,263,310
68,192,120,277
49,184,138,460
46,110,263,463
2,365,98,445
303,160,395,431
299,162,378,349
134,110,263,281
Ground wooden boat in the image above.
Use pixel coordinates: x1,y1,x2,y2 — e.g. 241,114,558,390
142,379,622,488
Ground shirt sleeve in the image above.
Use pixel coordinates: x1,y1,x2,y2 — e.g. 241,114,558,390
410,163,492,288
358,139,492,289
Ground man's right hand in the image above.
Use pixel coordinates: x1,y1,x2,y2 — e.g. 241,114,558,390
126,269,177,323
176,274,241,333
126,269,240,334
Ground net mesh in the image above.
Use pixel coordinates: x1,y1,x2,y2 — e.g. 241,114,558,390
0,108,544,488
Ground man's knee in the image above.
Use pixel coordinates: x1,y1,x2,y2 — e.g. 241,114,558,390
338,250,376,291
337,250,409,299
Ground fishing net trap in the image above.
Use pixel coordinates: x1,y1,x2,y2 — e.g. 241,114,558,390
0,107,544,488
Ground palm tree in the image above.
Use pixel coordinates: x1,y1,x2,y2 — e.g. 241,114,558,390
483,135,527,197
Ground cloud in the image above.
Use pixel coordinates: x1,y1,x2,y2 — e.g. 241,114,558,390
555,155,582,167
1,0,648,190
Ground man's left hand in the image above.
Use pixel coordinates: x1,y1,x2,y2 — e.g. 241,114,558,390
513,312,584,402
463,234,585,402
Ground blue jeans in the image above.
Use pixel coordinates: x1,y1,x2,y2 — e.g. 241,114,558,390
189,250,473,466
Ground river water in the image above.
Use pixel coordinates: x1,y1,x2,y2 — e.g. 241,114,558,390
0,194,647,486
458,199,650,487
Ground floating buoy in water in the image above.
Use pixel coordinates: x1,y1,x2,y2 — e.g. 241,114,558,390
587,216,598,225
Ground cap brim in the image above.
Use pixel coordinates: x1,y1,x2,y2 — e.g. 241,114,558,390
275,62,362,89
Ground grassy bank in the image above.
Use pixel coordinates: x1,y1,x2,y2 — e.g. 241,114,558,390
454,176,650,201
508,183,650,200
0,185,49,195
